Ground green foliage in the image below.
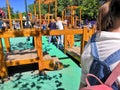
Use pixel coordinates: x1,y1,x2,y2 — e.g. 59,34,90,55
80,0,100,20
2,0,101,20
2,7,17,19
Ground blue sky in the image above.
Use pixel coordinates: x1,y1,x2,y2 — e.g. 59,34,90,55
0,0,34,12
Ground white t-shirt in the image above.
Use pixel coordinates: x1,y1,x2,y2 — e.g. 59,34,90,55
81,31,120,85
56,20,63,30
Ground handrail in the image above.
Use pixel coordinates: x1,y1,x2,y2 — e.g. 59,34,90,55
0,27,95,78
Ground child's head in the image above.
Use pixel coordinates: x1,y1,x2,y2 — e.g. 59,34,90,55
109,0,120,25
96,1,111,31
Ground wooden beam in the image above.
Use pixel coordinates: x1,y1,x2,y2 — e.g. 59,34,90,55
0,29,40,38
34,1,37,16
55,0,57,19
38,0,41,25
0,29,84,38
6,58,39,67
66,6,78,10
0,39,8,78
4,38,10,52
41,29,83,35
19,13,23,29
36,32,44,71
43,0,56,4
6,0,12,30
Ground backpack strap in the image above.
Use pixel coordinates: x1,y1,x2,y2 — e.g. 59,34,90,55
91,33,120,66
104,49,120,66
91,33,100,60
105,62,120,86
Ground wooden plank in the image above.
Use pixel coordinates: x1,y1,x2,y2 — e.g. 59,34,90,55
4,38,10,52
64,35,68,53
67,46,80,56
0,38,8,78
0,29,40,38
36,33,44,71
66,6,78,9
41,29,83,35
43,0,56,4
66,46,81,63
66,50,80,62
5,49,57,67
0,29,83,38
6,58,39,67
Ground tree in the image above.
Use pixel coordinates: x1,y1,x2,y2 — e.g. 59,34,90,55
14,11,19,19
2,6,15,19
79,0,100,20
28,4,34,14
26,0,101,20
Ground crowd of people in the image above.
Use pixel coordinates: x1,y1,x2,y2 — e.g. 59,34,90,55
0,15,67,48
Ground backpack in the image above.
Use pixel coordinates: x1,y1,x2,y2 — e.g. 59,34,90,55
83,33,120,90
80,62,120,90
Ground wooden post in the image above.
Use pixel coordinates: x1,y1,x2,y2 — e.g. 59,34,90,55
80,26,87,54
48,3,50,13
6,0,12,30
72,10,75,28
4,38,10,52
70,7,72,28
19,13,23,29
64,27,68,53
80,8,82,22
34,1,37,16
34,36,37,49
0,39,8,78
62,11,64,21
55,0,57,19
38,0,41,26
29,13,32,20
36,32,44,71
48,14,50,25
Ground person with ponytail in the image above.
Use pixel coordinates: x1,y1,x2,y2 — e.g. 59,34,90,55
80,0,120,89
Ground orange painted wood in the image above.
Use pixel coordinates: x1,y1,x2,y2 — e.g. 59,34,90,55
4,38,10,52
36,32,44,71
0,38,8,78
6,58,39,67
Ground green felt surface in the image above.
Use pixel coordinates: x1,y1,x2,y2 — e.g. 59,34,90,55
0,36,81,90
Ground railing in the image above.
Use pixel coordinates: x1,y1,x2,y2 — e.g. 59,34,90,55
0,26,95,78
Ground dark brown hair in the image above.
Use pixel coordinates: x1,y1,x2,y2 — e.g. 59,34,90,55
96,1,112,32
109,0,120,26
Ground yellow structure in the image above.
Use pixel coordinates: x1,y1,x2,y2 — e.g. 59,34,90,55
34,0,57,25
45,13,53,24
0,0,95,78
62,6,82,28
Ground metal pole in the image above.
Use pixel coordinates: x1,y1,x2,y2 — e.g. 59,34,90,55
24,0,29,27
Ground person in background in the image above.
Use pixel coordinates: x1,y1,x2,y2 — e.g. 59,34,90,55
42,20,47,30
80,0,120,89
34,20,40,28
56,17,66,48
15,21,20,30
48,18,57,43
24,20,32,28
2,20,7,30
31,15,37,27
0,17,3,30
